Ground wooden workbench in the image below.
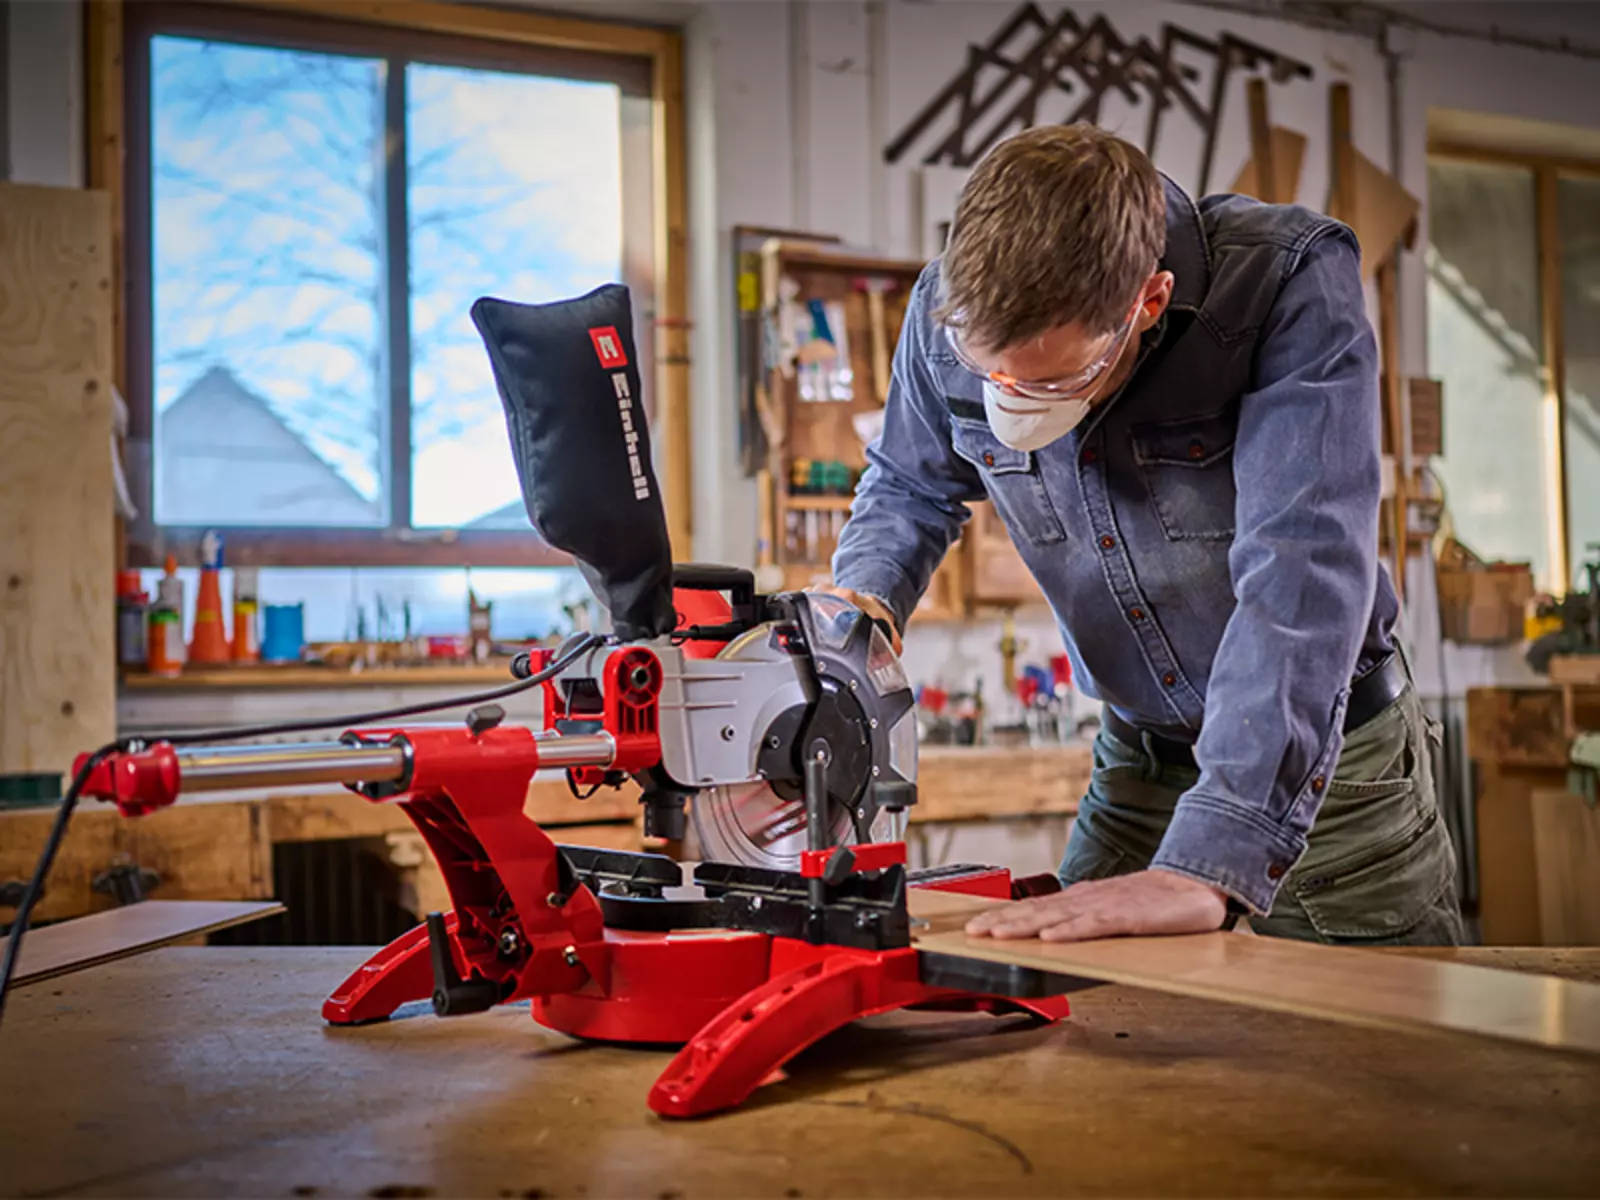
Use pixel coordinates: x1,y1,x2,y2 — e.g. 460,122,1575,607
2,945,1596,1197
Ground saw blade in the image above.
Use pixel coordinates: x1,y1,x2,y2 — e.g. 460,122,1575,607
686,607,907,871
689,780,856,871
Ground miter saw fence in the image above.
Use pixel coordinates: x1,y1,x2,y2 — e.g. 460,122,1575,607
50,286,1082,1118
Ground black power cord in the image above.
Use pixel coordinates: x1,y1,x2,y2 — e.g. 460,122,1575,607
0,631,606,1029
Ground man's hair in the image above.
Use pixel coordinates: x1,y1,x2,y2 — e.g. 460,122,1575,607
935,123,1166,351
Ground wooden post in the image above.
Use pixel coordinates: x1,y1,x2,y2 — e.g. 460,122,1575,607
652,31,692,561
1330,82,1406,604
85,0,126,571
0,185,118,778
1328,83,1356,223
1377,255,1411,604
1247,78,1277,203
1536,167,1570,589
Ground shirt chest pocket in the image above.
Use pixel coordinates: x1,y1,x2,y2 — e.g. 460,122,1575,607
1130,410,1238,542
949,417,1066,546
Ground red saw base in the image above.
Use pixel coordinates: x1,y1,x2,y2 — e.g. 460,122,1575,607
324,881,1071,1119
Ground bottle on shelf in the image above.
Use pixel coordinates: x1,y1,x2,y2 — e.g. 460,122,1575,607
147,555,186,677
232,566,260,663
115,569,148,669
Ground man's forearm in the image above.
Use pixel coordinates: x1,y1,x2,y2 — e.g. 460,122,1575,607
832,262,983,632
833,463,969,631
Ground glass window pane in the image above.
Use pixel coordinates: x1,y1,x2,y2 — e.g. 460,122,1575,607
1427,160,1558,586
1560,175,1600,587
150,35,387,528
407,63,624,529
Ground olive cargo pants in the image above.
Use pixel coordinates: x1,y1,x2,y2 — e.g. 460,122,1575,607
1062,683,1465,944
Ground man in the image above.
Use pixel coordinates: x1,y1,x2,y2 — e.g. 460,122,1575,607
829,123,1462,946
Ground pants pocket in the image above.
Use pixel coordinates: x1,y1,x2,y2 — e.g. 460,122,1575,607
1288,802,1460,942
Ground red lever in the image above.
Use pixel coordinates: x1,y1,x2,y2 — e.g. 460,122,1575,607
73,744,182,816
799,840,906,880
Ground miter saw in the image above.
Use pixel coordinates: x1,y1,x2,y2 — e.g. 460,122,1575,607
56,284,1079,1118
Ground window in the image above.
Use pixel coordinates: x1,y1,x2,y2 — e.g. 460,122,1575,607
1559,176,1600,577
123,4,665,566
1427,148,1600,590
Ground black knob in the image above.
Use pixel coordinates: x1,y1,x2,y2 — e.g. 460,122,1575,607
466,704,506,736
870,779,917,813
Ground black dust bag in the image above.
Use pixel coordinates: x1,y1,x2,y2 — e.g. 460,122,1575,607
471,284,675,641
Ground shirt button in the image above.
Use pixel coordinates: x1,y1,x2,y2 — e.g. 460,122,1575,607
983,452,995,467
1161,672,1176,687
1130,607,1146,621
1188,441,1205,460
1267,862,1287,881
1081,448,1098,465
1311,775,1326,794
1099,535,1116,550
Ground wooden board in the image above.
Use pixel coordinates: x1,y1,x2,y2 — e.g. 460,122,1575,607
0,798,274,924
1229,126,1306,204
1550,654,1600,686
1532,788,1600,945
1332,147,1421,281
915,744,1086,822
909,888,1600,1055
3,945,1597,1197
5,899,283,985
1467,684,1596,769
0,183,116,777
1474,762,1549,945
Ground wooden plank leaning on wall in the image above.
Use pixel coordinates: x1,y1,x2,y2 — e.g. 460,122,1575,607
83,0,694,560
0,185,117,779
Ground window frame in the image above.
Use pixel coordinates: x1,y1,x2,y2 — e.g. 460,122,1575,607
91,0,690,569
1428,138,1600,590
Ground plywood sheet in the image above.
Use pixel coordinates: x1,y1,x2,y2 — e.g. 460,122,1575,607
0,183,115,776
1531,788,1600,945
909,887,1600,1055
5,899,283,985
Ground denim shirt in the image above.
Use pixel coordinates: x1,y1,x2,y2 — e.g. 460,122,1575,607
833,177,1398,914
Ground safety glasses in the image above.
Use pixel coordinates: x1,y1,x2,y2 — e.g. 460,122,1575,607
943,277,1152,404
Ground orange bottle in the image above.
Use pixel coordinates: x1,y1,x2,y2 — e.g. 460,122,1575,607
232,566,260,663
147,554,186,677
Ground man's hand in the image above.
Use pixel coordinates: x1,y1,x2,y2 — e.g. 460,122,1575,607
963,869,1229,942
810,586,902,655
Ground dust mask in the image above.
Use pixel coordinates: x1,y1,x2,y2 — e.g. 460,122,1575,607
982,381,1091,452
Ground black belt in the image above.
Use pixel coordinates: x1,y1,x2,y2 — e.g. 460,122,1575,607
1102,652,1408,771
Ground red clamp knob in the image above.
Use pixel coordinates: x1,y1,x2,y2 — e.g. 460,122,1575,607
74,744,182,816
